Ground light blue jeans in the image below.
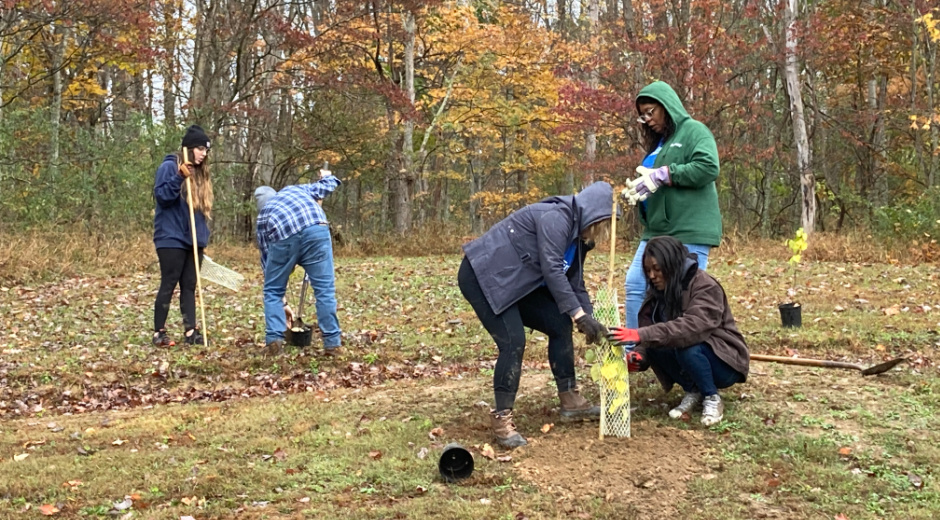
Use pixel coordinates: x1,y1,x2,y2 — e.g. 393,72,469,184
624,240,711,329
263,224,341,348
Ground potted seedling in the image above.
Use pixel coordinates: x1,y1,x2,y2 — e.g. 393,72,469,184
779,227,808,328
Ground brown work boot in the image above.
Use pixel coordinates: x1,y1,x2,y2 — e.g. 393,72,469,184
323,346,343,357
490,409,527,448
558,389,601,421
263,339,285,356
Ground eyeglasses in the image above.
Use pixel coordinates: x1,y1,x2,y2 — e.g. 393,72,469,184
637,106,656,124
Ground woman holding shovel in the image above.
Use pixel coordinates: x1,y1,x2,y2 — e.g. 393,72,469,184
152,125,213,346
608,236,749,426
458,181,613,448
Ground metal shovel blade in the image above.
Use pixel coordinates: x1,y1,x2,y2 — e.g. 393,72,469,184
860,357,906,376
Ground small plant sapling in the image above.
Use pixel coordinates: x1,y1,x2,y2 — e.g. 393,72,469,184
784,228,808,300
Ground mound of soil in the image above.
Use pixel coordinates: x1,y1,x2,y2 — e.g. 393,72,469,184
513,422,710,516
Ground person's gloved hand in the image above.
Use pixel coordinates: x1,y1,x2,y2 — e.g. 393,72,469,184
628,165,670,199
620,186,643,206
607,326,640,345
626,351,649,372
575,314,608,345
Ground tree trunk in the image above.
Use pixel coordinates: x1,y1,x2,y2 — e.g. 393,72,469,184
927,35,938,188
393,9,417,233
783,0,815,234
583,0,599,187
50,24,67,181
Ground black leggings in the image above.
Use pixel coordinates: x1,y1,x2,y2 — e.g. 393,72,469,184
457,257,576,411
154,247,204,332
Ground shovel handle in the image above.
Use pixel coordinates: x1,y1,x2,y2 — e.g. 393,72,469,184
750,354,863,371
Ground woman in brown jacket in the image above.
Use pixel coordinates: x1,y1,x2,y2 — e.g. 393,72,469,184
608,236,749,426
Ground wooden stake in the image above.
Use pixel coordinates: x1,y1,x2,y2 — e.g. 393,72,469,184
183,147,208,347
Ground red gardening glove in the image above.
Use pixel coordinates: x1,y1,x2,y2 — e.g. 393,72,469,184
626,351,649,372
607,327,640,345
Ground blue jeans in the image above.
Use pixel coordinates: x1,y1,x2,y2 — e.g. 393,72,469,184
263,224,341,348
624,240,711,329
644,343,742,396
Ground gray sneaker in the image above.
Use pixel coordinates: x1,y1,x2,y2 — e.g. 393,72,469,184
701,394,724,426
668,391,702,419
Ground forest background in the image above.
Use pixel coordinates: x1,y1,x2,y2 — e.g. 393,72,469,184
2,0,940,263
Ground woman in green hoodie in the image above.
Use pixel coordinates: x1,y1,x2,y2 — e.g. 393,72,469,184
622,81,722,329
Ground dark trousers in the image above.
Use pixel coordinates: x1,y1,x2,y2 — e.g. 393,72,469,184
645,342,743,397
457,257,576,411
154,247,204,332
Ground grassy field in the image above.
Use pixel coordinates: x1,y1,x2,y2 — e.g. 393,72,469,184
1,241,938,518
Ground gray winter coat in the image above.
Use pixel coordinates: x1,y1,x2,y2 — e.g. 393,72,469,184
462,181,614,316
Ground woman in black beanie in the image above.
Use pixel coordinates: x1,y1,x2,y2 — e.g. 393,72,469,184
151,125,213,346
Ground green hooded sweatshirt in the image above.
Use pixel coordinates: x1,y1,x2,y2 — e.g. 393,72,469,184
635,81,722,246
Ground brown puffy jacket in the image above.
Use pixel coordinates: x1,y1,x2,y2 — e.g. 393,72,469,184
636,258,749,391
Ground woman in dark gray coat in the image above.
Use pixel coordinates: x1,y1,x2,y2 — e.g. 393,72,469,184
458,181,613,448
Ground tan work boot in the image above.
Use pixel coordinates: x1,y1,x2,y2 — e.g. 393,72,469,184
491,409,527,448
558,389,601,421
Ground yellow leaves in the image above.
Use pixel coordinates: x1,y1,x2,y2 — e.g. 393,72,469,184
785,227,809,265
917,13,940,42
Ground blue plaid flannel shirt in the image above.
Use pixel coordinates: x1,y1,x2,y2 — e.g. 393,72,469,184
256,176,342,268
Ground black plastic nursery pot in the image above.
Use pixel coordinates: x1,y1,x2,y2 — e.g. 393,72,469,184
438,443,474,482
286,323,313,347
778,302,802,328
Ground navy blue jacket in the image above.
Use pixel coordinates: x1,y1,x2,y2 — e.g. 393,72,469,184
153,154,209,249
462,181,613,316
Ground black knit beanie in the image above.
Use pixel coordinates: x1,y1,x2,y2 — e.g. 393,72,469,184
181,125,210,150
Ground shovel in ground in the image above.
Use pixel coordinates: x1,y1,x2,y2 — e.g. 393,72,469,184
287,274,313,347
750,354,906,376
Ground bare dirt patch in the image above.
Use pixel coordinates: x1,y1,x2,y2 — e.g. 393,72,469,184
513,422,709,516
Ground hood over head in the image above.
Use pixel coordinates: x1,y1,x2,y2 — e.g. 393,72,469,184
574,181,613,234
636,81,690,127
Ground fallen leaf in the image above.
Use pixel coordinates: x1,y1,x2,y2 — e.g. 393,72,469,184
298,497,310,503
112,498,133,511
368,450,382,460
416,447,429,460
180,516,196,520
908,472,923,489
540,423,554,433
13,453,29,461
480,443,496,460
415,485,427,494
834,514,850,520
480,498,491,505
62,480,82,489
766,477,781,488
112,439,127,445
497,455,513,462
39,504,59,516
273,447,287,461
838,447,852,456
428,427,444,440
883,306,900,316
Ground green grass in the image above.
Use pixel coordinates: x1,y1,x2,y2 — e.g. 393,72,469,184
0,248,939,518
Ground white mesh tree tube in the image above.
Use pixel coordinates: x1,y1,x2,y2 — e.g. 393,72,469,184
200,256,245,292
589,200,631,439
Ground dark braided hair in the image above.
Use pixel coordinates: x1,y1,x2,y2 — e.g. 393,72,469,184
643,236,690,321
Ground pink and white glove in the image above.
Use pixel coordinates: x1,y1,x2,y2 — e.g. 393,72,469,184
627,165,670,200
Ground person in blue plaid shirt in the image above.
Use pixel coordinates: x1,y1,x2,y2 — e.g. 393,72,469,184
254,167,342,355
